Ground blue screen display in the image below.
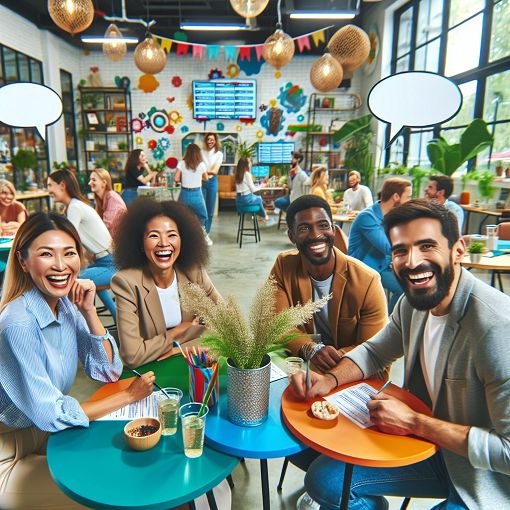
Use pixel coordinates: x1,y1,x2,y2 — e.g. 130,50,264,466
257,142,295,164
251,165,270,179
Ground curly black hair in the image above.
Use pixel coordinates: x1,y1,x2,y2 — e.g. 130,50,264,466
114,198,209,271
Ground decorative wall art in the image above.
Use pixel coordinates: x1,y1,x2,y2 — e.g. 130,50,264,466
138,74,159,93
226,64,240,78
260,107,285,136
171,76,183,87
278,83,307,113
364,25,380,76
148,109,170,132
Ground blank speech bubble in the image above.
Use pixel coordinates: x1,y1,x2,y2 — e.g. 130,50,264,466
0,83,63,140
368,71,462,146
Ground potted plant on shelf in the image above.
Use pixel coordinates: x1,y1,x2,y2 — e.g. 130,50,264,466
180,276,329,427
468,241,485,263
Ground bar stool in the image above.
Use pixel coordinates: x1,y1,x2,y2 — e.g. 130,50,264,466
236,204,261,248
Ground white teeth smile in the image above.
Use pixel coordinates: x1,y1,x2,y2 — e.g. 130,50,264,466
47,275,69,281
155,250,172,256
409,272,433,280
309,243,326,252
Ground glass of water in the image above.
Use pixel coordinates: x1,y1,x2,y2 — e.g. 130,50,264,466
179,402,209,458
157,388,183,436
285,356,304,376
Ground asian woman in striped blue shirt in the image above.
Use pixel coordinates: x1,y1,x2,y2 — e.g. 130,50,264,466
0,213,156,509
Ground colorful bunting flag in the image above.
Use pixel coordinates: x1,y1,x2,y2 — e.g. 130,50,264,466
192,45,204,59
224,46,238,62
311,30,326,47
239,46,251,61
297,36,311,53
207,45,220,59
176,43,189,56
160,38,172,53
255,45,264,61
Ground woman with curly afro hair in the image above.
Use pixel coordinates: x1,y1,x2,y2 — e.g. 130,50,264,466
111,198,222,368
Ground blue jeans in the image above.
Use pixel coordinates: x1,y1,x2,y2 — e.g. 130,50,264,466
236,193,268,218
80,254,117,320
179,188,208,226
379,266,403,313
201,176,218,233
121,188,138,206
274,196,290,212
305,452,467,510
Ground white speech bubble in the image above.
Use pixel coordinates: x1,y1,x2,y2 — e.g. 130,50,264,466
0,83,63,140
368,71,462,146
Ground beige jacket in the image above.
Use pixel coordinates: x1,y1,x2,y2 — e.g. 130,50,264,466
111,265,221,368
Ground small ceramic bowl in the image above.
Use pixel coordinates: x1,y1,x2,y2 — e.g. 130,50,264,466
124,417,162,451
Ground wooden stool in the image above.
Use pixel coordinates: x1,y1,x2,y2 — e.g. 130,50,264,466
277,209,286,230
236,205,261,248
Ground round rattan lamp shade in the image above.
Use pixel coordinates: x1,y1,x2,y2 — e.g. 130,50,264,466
262,29,295,69
229,0,270,18
134,37,167,74
48,0,94,35
310,54,344,92
327,25,370,73
103,24,127,62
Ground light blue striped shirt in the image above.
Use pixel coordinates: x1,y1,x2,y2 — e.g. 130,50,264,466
0,287,122,432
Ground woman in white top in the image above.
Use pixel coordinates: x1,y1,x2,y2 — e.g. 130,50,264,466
201,133,224,242
47,169,117,319
175,143,209,227
234,157,272,222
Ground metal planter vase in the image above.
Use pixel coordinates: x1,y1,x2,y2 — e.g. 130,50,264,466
227,354,271,427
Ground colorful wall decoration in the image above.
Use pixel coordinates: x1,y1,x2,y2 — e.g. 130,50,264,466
278,82,307,114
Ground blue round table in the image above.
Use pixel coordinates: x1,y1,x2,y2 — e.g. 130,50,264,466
47,356,238,510
205,377,305,510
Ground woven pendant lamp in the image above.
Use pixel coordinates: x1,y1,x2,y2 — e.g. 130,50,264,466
48,0,94,35
327,24,370,72
262,29,295,69
310,53,344,92
134,37,167,74
103,24,127,62
229,0,270,18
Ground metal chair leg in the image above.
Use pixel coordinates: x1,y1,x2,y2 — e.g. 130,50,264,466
277,457,289,492
400,497,411,510
239,213,245,248
237,213,242,244
227,474,235,489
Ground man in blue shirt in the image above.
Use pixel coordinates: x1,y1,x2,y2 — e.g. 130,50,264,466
424,175,464,231
348,177,412,311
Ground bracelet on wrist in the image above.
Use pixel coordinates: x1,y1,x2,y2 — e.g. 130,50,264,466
299,342,325,361
325,371,339,388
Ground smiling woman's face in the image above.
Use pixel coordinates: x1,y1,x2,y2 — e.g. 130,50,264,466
0,186,15,207
143,215,181,274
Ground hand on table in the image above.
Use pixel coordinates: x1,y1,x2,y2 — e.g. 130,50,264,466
367,392,418,436
290,370,336,401
127,370,155,402
311,345,343,372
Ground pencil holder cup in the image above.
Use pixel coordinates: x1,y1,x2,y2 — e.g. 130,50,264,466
189,364,219,408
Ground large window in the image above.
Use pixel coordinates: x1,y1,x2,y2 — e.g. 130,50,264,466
60,69,79,170
389,0,510,168
0,44,48,188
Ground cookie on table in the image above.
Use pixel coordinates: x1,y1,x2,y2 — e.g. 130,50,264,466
311,400,339,420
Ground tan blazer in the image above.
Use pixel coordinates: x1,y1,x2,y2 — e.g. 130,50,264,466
270,247,388,357
111,265,221,368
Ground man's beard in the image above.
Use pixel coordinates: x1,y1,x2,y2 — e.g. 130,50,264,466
297,236,334,266
396,258,454,311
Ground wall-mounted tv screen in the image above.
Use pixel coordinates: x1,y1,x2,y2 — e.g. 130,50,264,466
193,80,257,120
257,142,295,164
251,165,270,179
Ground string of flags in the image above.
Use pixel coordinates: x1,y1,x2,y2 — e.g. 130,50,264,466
154,26,333,62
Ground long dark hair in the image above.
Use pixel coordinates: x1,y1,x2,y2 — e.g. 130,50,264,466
48,169,88,205
183,143,203,171
125,149,143,173
114,198,209,271
235,157,250,185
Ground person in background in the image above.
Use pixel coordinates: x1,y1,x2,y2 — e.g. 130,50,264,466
343,170,373,211
274,151,308,212
0,212,154,510
234,157,274,224
175,143,209,235
111,198,222,368
122,149,158,205
424,175,464,231
349,178,412,312
89,168,127,239
47,169,117,319
309,165,333,204
201,133,224,244
292,200,510,510
0,179,27,237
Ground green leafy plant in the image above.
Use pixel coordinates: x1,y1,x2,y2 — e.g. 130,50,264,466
473,170,496,201
426,119,493,176
333,114,374,186
236,140,257,160
12,149,37,170
407,166,432,198
149,161,166,173
468,241,485,254
180,276,330,370
379,162,409,176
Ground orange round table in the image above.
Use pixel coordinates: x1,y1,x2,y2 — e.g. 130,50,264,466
281,379,438,510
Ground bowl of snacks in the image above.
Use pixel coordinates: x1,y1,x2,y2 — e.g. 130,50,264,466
311,400,340,421
124,417,162,451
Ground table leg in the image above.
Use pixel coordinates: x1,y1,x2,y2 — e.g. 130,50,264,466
463,211,470,235
206,490,218,510
339,462,353,510
260,458,270,510
188,500,196,510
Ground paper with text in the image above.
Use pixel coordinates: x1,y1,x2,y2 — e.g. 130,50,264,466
97,391,162,421
270,362,288,382
325,383,378,428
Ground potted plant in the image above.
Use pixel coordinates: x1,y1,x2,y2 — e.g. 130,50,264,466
473,170,496,204
180,277,329,426
495,161,504,177
468,241,485,263
236,140,257,160
12,149,37,191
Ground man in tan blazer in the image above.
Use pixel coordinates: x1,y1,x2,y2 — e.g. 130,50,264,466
270,195,388,373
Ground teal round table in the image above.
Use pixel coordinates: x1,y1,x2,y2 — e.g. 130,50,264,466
47,356,238,510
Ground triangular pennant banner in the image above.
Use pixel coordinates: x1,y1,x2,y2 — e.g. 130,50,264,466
160,39,173,53
192,45,204,59
255,45,264,61
311,30,326,47
207,45,220,59
296,35,311,53
239,46,251,61
224,46,238,62
176,43,189,56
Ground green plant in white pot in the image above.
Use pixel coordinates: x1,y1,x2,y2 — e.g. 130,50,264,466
180,276,330,426
468,241,485,264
